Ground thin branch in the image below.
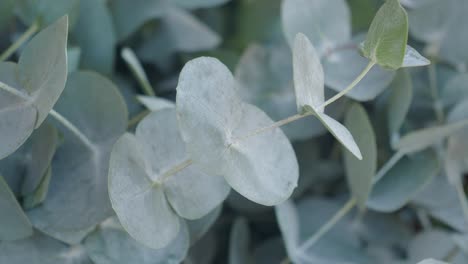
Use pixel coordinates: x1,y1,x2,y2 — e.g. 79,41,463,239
0,21,39,61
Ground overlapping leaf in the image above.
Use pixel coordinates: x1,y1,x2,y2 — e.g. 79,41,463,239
292,33,362,159
176,57,299,206
27,71,128,241
0,16,68,159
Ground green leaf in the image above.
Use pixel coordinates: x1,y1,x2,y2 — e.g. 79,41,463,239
0,16,68,159
292,33,362,159
281,0,351,54
323,35,396,101
18,15,68,128
361,0,409,69
0,176,33,240
367,151,439,212
0,0,15,30
110,0,168,41
0,232,92,263
344,103,377,210
84,217,190,264
23,166,51,210
396,119,468,154
17,0,80,29
21,122,58,196
27,71,128,239
72,0,115,74
229,218,252,264
176,57,299,206
387,70,413,142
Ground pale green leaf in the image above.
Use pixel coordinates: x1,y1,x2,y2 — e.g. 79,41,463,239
344,103,377,210
281,0,351,54
292,33,325,113
396,120,468,154
361,0,409,69
18,15,68,128
367,151,439,212
176,57,299,206
387,70,413,145
23,166,51,210
137,95,175,111
0,176,33,240
27,71,128,237
84,217,189,264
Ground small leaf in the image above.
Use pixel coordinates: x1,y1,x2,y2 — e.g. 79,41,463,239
367,151,439,212
396,119,468,154
176,57,298,206
387,70,413,142
84,217,190,264
361,0,409,69
344,103,377,210
0,176,33,240
18,15,68,128
292,33,325,113
23,166,52,210
281,0,351,54
402,45,431,67
275,200,300,260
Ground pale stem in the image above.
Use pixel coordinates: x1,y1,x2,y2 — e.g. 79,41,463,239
127,110,150,129
428,63,444,123
296,151,406,254
455,182,468,227
234,61,375,144
318,61,376,109
49,109,96,152
0,21,40,61
121,48,155,97
0,81,28,100
297,198,357,255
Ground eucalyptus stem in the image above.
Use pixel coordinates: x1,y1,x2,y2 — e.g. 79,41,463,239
318,61,375,109
296,151,405,254
0,80,28,100
0,21,40,61
455,182,468,226
297,198,357,254
234,61,375,144
428,63,444,123
49,109,96,152
127,110,150,129
121,47,156,97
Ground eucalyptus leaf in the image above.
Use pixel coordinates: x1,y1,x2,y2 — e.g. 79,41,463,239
281,0,351,54
361,0,409,69
186,205,222,244
402,45,431,67
417,260,450,264
84,217,189,264
344,103,377,210
323,35,396,101
396,119,468,154
173,0,231,9
387,70,413,142
27,71,128,237
0,176,33,240
292,33,362,159
67,47,81,73
0,0,15,30
72,0,115,74
176,57,298,206
23,166,51,210
367,151,439,212
0,16,68,159
228,218,252,264
17,0,80,29
109,109,229,248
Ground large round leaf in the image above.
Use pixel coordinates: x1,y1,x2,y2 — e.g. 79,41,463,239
27,71,128,238
176,57,299,206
